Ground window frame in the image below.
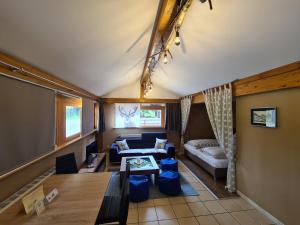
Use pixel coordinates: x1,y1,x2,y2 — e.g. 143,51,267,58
140,105,165,128
94,102,99,130
56,94,82,146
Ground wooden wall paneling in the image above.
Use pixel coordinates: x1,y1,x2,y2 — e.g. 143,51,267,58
191,61,300,104
234,61,300,85
192,94,204,104
233,65,300,96
102,98,180,104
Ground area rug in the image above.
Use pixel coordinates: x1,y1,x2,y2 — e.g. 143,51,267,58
178,156,238,199
104,172,198,199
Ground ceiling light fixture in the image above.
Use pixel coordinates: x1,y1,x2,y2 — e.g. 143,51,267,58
174,27,181,46
199,0,213,10
143,75,153,97
163,52,168,64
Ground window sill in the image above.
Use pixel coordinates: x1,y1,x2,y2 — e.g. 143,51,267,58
65,133,81,143
113,127,164,129
56,130,96,150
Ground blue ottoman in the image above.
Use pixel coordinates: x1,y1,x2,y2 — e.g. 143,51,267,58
160,158,178,172
158,171,181,196
129,175,149,202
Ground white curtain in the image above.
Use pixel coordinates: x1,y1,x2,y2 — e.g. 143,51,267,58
180,96,192,154
203,84,236,192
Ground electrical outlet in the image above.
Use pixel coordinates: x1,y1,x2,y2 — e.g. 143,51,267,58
34,199,45,216
45,188,59,204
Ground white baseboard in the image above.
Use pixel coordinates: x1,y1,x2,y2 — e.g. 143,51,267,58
179,159,284,225
237,190,284,225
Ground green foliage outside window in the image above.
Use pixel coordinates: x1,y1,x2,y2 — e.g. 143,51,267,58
140,110,157,118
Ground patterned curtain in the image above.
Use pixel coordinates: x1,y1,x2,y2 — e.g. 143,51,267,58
180,96,192,154
203,84,236,192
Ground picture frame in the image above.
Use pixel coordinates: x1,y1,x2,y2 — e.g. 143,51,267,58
251,107,277,128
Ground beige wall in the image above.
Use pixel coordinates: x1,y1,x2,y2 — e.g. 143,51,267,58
185,102,236,141
0,133,95,202
236,88,300,225
102,104,180,153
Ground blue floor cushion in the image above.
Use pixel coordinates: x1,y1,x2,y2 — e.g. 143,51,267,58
129,175,149,202
158,171,181,196
160,158,178,172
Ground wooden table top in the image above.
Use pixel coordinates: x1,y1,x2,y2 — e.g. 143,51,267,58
0,172,112,225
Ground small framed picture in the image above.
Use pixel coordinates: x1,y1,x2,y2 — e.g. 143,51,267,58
251,107,277,128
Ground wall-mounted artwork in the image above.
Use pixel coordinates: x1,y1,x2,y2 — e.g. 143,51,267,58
251,107,277,128
115,103,140,128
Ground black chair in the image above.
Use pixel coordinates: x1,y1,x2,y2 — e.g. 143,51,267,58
96,163,130,225
56,152,78,174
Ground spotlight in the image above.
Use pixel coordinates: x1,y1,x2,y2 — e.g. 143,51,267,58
163,52,168,64
149,86,152,92
175,30,180,46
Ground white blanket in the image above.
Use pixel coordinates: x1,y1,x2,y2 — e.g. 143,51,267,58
184,144,228,168
201,147,227,159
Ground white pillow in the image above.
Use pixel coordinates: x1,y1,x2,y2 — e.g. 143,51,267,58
186,139,219,149
154,138,167,149
116,139,129,151
201,147,227,159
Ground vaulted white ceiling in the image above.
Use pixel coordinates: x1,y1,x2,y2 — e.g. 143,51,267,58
0,0,159,96
0,0,300,97
153,0,300,95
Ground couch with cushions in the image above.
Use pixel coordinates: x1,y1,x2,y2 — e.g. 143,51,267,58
184,139,228,180
110,132,175,163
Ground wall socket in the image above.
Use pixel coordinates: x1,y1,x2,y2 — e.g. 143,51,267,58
45,188,59,204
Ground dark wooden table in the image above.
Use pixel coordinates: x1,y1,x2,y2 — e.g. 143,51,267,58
120,155,160,185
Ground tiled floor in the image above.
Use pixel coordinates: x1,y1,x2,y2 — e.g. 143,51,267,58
127,161,276,225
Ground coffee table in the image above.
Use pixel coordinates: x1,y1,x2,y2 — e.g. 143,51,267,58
120,155,160,185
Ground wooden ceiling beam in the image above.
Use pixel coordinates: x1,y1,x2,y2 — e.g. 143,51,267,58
159,0,193,59
140,0,177,90
140,0,194,98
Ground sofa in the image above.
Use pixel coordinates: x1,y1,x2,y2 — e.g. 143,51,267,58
109,132,175,163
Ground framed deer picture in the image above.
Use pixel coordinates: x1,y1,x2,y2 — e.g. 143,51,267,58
115,103,140,128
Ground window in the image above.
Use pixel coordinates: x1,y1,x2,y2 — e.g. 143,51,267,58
56,94,82,146
65,106,81,137
114,103,165,128
140,105,165,128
